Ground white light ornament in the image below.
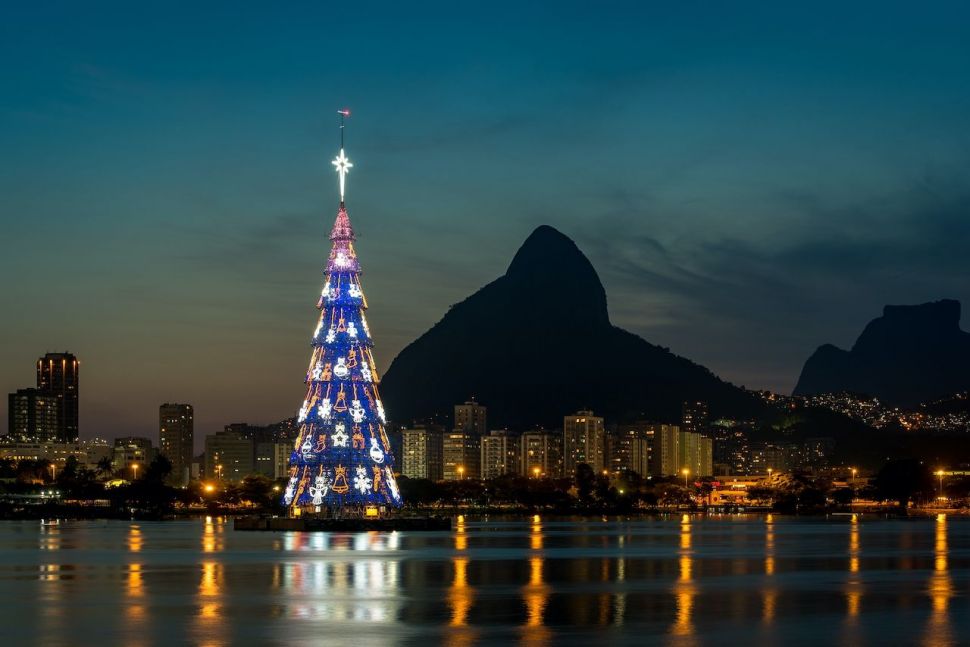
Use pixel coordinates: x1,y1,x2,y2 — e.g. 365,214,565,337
333,357,349,378
347,283,362,299
361,360,373,383
350,399,366,423
334,252,351,269
332,148,353,202
321,284,333,301
347,321,358,338
300,435,313,457
332,423,349,447
283,477,297,505
376,400,387,423
317,399,332,421
369,437,385,464
298,400,310,423
353,465,372,494
325,328,336,344
311,361,324,381
309,473,330,506
361,316,371,337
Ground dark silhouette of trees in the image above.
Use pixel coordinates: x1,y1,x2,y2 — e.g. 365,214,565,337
874,459,935,509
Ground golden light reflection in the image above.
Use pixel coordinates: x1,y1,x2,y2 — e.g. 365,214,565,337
128,525,143,553
455,516,468,552
203,516,225,553
670,515,695,639
843,514,862,639
923,514,953,645
447,556,477,646
194,518,226,647
763,515,776,624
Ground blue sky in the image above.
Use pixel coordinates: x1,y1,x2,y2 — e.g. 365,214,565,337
2,2,969,441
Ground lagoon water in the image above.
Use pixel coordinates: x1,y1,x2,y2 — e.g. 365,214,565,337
0,515,966,646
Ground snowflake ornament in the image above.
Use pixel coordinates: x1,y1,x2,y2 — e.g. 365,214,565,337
325,328,336,344
298,400,309,423
317,399,332,421
353,466,373,494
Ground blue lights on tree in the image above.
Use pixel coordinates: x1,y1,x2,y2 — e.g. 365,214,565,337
283,139,402,514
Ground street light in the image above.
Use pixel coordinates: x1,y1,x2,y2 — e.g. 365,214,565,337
216,464,223,481
457,466,465,480
767,467,773,478
131,463,139,481
850,467,857,482
204,484,215,494
532,467,540,479
936,470,945,499
682,468,690,488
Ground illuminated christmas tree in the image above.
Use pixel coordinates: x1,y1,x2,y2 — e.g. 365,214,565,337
283,113,402,515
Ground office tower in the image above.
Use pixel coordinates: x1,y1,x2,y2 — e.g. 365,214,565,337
480,430,519,479
519,429,563,478
36,352,80,442
159,403,194,486
401,424,444,480
7,388,59,442
255,440,292,479
563,410,605,474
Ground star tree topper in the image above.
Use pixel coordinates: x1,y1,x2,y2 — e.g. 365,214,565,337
333,109,353,201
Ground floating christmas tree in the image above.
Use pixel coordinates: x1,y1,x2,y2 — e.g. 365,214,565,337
283,113,402,515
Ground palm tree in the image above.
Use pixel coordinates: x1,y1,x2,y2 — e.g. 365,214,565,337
96,456,114,480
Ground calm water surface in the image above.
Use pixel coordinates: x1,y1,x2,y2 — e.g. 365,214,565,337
0,514,966,646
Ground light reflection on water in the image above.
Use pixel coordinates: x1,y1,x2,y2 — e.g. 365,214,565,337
1,515,969,645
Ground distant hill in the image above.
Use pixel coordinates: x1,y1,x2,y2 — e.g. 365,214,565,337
380,225,762,428
793,300,970,406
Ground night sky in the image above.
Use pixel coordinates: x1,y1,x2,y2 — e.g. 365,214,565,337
2,2,969,443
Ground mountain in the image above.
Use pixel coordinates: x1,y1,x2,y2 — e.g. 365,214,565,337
380,225,761,428
793,299,970,406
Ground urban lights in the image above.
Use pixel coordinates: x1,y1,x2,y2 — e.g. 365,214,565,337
682,468,690,488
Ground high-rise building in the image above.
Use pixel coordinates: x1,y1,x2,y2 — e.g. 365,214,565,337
563,410,605,474
480,430,519,479
443,430,481,480
401,424,444,480
677,428,714,478
204,430,254,483
159,403,194,487
454,399,487,436
36,352,79,442
682,401,709,435
255,440,292,479
607,423,653,476
7,388,59,442
519,430,562,478
646,424,681,477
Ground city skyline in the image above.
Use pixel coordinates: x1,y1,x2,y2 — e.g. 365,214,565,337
3,3,970,439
